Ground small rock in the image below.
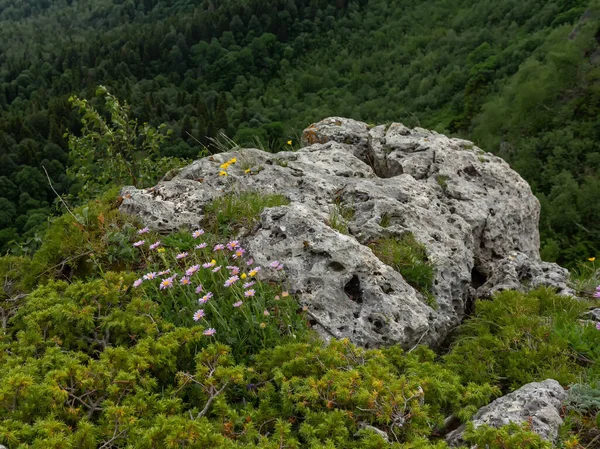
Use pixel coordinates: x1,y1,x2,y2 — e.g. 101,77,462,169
446,379,567,446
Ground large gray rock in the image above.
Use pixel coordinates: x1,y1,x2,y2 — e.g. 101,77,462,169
446,379,567,446
120,117,572,348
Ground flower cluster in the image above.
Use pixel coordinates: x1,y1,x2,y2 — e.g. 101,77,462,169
594,285,600,299
130,228,295,343
219,156,237,177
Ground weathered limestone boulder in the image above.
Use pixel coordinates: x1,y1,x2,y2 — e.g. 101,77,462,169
446,379,567,446
120,117,572,348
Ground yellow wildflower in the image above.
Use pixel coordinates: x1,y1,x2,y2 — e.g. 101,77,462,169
157,247,165,253
589,257,596,262
219,171,228,177
241,273,247,279
245,168,251,174
220,162,230,169
259,322,266,329
287,140,292,145
229,157,237,164
211,259,216,265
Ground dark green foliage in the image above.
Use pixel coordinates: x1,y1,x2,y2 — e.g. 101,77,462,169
463,422,551,449
368,233,436,306
0,0,598,265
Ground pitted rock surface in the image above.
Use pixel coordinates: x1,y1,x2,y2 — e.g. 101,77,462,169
446,379,567,445
120,117,572,348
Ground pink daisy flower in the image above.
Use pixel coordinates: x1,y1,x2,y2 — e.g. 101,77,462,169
143,272,157,280
245,289,256,297
227,266,240,275
192,229,205,239
243,281,255,289
133,240,145,247
276,263,284,271
233,301,243,308
213,244,225,251
248,266,261,277
193,309,205,321
269,260,280,268
180,276,191,285
186,265,200,276
133,278,143,288
195,284,204,294
596,322,600,331
224,275,239,287
226,240,240,251
176,252,188,260
232,248,246,259
138,227,150,235
195,242,207,249
203,328,216,336
198,292,213,304
158,269,171,276
149,241,161,250
160,277,174,290
212,266,222,273
202,260,216,268
246,258,254,266
263,309,270,316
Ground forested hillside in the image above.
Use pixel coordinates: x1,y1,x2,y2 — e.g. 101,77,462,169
0,0,598,266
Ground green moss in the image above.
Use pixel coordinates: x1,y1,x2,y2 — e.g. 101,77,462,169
436,175,450,192
379,212,391,228
204,191,289,238
369,233,435,304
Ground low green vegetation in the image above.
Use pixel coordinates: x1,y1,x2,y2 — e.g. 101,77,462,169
0,192,599,447
326,203,355,235
204,191,290,238
368,233,436,306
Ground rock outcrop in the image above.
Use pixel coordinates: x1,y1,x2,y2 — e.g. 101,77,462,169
120,117,572,349
446,379,567,446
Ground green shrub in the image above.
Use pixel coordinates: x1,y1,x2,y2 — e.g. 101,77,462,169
463,422,552,449
444,288,587,390
368,234,436,307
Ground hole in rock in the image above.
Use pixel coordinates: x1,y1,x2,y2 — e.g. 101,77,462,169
308,319,318,327
344,275,364,304
471,267,488,289
329,261,346,272
353,312,360,319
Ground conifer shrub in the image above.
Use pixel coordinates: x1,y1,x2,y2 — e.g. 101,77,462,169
444,288,589,390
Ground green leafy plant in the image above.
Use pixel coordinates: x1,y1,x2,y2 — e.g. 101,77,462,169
67,86,186,201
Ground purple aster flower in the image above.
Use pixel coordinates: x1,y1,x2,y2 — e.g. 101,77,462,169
176,252,188,260
195,242,207,249
212,266,222,273
227,265,240,275
202,260,216,268
149,241,161,250
198,292,213,304
263,309,269,316
158,269,171,276
232,248,246,259
269,260,280,268
246,258,254,266
186,265,200,276
138,227,150,235
133,240,145,247
226,240,240,251
195,284,204,294
160,277,174,290
180,276,191,285
203,328,216,336
193,309,205,321
245,289,256,297
214,244,225,251
224,275,239,287
276,263,284,271
192,229,205,239
143,272,157,280
594,291,600,299
596,322,600,331
133,278,143,288
233,301,243,308
243,281,256,289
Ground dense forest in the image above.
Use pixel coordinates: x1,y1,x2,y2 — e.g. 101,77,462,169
0,0,599,267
